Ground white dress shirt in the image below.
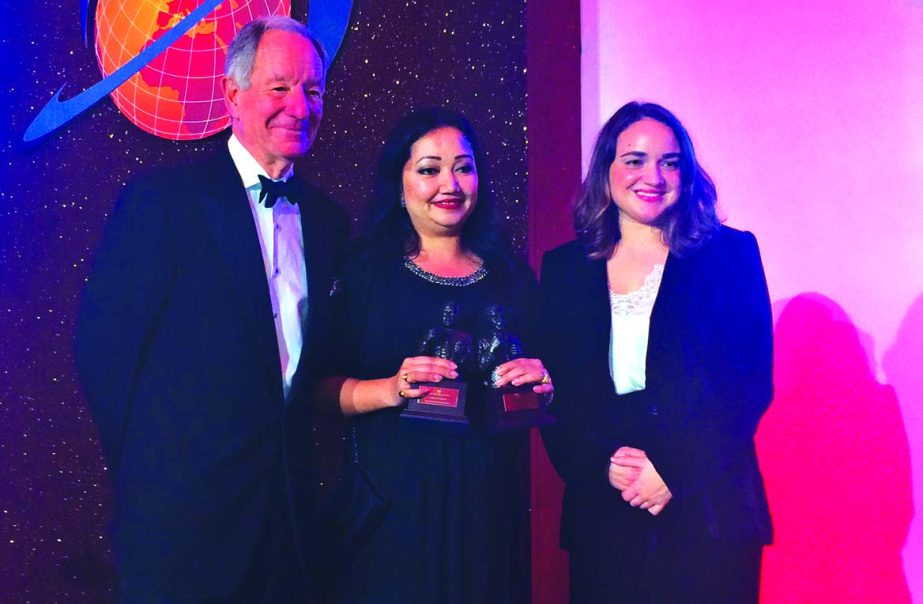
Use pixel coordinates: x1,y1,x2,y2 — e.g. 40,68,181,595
609,264,664,395
228,135,308,401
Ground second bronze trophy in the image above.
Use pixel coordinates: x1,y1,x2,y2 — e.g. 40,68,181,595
401,302,553,432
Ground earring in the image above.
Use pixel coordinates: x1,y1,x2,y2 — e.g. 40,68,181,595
400,195,406,208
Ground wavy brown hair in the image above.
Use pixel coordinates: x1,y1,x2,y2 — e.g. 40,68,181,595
574,101,721,259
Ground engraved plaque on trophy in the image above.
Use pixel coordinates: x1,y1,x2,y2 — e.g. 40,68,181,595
401,302,474,426
477,306,554,433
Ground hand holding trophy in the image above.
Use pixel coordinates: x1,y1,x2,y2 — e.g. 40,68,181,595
477,306,555,432
401,301,476,425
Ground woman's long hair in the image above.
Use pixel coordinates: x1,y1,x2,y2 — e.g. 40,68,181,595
574,101,721,259
363,107,512,268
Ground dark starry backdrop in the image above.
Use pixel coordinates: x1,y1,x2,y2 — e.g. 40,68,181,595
0,1,526,601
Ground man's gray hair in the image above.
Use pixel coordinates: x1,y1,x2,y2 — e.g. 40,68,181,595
225,16,328,89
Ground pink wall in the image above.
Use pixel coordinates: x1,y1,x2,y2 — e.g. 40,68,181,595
581,0,923,600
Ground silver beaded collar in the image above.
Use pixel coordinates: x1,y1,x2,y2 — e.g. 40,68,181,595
403,257,489,287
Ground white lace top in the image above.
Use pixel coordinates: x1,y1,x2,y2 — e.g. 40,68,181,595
609,264,665,395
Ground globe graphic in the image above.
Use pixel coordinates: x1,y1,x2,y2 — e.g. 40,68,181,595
95,0,291,140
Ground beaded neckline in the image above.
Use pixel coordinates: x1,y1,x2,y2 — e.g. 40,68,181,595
403,257,488,287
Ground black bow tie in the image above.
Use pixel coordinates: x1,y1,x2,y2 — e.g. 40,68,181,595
258,175,298,208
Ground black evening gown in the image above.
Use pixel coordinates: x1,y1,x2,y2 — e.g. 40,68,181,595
335,247,534,604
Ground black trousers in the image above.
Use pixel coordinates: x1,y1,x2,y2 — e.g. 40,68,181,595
118,520,310,604
567,514,762,604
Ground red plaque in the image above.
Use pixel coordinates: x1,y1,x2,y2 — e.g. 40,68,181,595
483,384,554,433
501,390,541,412
400,380,469,426
416,386,460,408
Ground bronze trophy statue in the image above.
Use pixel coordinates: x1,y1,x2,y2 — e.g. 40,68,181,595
401,301,475,425
476,305,553,432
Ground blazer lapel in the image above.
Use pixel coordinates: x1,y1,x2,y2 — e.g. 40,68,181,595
197,151,281,388
287,182,327,405
572,253,614,380
647,251,699,397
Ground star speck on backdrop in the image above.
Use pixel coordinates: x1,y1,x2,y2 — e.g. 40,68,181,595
0,1,526,601
304,0,528,248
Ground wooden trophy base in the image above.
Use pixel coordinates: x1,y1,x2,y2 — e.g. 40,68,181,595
400,380,469,426
483,384,554,433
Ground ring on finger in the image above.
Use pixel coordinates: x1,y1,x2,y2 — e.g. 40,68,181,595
399,390,408,398
401,372,410,382
540,372,551,385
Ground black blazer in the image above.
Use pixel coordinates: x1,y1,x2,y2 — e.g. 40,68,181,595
75,147,348,598
539,226,773,546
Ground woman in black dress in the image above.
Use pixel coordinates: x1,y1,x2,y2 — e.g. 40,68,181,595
540,101,773,603
322,108,552,603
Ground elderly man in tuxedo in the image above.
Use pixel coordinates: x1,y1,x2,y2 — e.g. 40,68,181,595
75,16,348,603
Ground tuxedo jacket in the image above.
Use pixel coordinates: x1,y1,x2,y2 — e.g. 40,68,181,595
539,226,773,547
75,147,348,598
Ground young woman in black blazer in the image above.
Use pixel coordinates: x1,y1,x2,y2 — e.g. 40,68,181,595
540,101,773,603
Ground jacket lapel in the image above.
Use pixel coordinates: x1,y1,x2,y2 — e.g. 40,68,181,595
287,183,328,405
196,150,282,392
571,252,614,382
647,251,699,397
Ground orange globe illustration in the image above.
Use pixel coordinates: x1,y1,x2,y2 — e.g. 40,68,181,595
95,0,291,140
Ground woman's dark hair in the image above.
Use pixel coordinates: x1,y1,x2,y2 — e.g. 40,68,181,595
574,101,721,259
364,107,511,266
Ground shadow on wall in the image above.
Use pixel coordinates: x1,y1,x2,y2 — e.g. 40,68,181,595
883,293,923,597
756,293,912,603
